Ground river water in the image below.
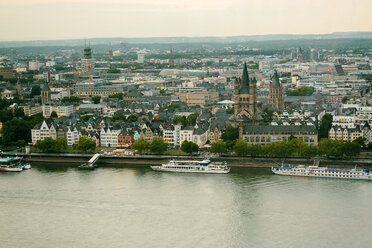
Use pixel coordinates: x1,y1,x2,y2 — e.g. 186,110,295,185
1,163,372,248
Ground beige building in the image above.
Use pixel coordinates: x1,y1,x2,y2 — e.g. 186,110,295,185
176,91,219,106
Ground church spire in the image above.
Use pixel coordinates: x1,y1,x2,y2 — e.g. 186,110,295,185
239,63,250,94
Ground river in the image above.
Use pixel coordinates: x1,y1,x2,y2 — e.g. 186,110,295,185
1,163,372,248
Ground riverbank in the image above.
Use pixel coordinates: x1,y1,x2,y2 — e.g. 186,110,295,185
5,152,372,168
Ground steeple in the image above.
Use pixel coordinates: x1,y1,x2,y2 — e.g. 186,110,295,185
271,70,281,88
239,63,250,94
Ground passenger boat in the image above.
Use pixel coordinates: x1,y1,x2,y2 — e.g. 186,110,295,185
272,161,372,180
0,157,26,172
151,159,230,174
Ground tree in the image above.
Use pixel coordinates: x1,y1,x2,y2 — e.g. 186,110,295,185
287,86,314,96
13,108,24,118
353,137,366,147
221,126,239,141
160,89,166,95
61,96,80,104
1,118,30,146
35,137,67,153
173,115,187,126
318,114,333,139
186,113,199,126
262,106,274,124
210,141,227,156
221,126,239,149
226,108,234,114
342,96,348,104
107,67,121,73
109,93,123,99
126,114,137,123
92,96,101,104
50,111,58,118
149,138,168,154
181,140,199,154
31,85,41,97
132,139,149,154
76,136,96,152
233,139,248,156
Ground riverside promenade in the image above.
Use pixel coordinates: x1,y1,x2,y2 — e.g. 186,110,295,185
4,152,372,168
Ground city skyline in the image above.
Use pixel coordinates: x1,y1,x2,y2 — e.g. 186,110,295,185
1,0,372,41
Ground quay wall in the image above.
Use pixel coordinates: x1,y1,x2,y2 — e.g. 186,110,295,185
10,153,372,168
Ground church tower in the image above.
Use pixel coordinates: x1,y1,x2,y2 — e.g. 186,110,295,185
41,83,51,105
269,70,284,110
233,63,257,121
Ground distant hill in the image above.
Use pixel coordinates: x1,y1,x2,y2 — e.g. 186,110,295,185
1,32,372,48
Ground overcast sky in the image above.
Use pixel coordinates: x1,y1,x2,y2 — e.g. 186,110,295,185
1,0,371,41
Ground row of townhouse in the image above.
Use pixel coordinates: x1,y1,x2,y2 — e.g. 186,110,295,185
328,122,371,143
31,120,135,148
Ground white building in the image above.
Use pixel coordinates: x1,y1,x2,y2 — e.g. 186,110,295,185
31,120,57,144
66,126,80,146
100,127,121,147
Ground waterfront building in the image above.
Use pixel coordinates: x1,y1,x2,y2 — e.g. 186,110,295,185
66,125,80,146
328,126,362,142
118,130,134,147
100,127,121,147
242,125,318,146
31,120,57,144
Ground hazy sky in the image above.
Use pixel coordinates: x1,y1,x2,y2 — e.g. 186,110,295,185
1,0,372,41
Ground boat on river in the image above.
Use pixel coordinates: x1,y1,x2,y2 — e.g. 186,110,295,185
0,157,28,172
272,161,372,180
151,159,230,174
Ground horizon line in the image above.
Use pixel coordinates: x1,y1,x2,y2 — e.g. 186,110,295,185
1,31,372,43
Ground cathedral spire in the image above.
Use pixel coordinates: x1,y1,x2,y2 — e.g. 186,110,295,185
239,63,250,94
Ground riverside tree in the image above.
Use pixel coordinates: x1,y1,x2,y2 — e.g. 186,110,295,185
35,137,67,153
210,141,227,156
132,139,149,154
181,140,199,154
75,136,96,152
149,138,168,154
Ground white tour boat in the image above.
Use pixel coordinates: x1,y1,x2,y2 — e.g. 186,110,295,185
272,161,372,180
151,159,230,174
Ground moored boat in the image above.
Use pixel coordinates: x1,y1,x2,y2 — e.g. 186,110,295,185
0,157,24,172
151,159,230,174
272,161,372,180
78,163,95,170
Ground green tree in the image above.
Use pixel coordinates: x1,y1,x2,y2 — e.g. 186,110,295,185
149,138,168,154
342,96,348,104
233,139,248,156
262,106,274,124
50,111,58,118
61,96,80,104
210,141,227,156
318,114,333,139
13,108,24,118
181,140,199,154
287,86,314,96
107,67,121,73
221,126,239,149
92,96,101,104
226,108,234,114
1,118,30,146
132,139,149,154
173,115,187,126
35,137,67,153
76,136,96,152
126,114,137,123
109,93,123,99
31,85,41,97
221,126,239,141
186,113,199,126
